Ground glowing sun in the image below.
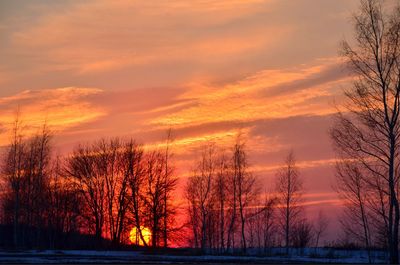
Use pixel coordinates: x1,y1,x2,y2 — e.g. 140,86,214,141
129,226,151,246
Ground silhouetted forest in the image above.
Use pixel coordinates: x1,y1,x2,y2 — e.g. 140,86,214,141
1,119,179,250
1,117,321,251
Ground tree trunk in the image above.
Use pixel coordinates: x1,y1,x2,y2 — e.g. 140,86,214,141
13,191,19,248
286,186,290,255
389,134,399,264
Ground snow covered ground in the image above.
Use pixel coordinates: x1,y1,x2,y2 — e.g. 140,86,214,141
0,249,388,264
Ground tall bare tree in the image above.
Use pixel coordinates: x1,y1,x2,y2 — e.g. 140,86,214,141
331,0,400,262
95,138,130,246
162,129,177,248
185,143,216,252
25,123,52,247
213,152,229,252
141,150,178,247
276,151,303,254
226,154,238,252
122,140,148,247
233,136,257,253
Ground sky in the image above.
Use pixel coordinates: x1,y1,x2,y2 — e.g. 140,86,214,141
0,0,366,242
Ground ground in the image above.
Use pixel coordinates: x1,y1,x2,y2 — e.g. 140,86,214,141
0,249,387,264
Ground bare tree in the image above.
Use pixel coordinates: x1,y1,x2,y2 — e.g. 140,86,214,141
291,218,314,248
261,193,278,252
185,173,201,249
314,210,329,248
66,143,105,246
2,113,25,248
26,124,52,247
276,151,303,254
143,151,163,247
141,150,178,248
47,156,81,248
335,161,372,260
95,138,131,246
122,140,147,247
162,129,177,248
246,193,277,252
185,143,216,252
233,136,257,253
331,0,400,262
213,152,229,252
2,115,53,248
226,154,238,252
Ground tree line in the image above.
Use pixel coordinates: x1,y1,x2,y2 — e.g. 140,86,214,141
0,115,328,252
1,112,327,253
184,138,328,254
1,117,177,249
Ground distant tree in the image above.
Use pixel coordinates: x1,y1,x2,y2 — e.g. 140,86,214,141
314,210,329,248
213,152,230,252
335,161,372,261
185,173,201,249
185,136,258,253
233,136,257,253
162,129,178,248
292,219,314,248
246,193,277,251
226,151,238,252
275,151,303,254
185,143,216,252
261,193,278,251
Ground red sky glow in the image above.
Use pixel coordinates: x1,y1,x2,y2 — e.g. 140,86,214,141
0,0,370,243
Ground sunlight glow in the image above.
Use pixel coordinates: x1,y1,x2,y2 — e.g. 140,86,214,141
129,227,151,246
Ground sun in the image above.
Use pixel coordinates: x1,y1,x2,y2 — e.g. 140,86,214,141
129,226,151,246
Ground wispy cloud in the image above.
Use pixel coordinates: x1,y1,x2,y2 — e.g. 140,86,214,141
0,87,105,144
152,58,349,129
7,0,282,76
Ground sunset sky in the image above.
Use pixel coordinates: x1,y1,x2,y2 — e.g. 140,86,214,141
0,0,367,240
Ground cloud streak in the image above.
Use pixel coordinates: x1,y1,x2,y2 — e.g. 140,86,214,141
152,58,349,129
0,87,105,144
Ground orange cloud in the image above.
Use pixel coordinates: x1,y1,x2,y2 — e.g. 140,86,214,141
0,87,105,145
151,58,349,129
251,158,338,173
